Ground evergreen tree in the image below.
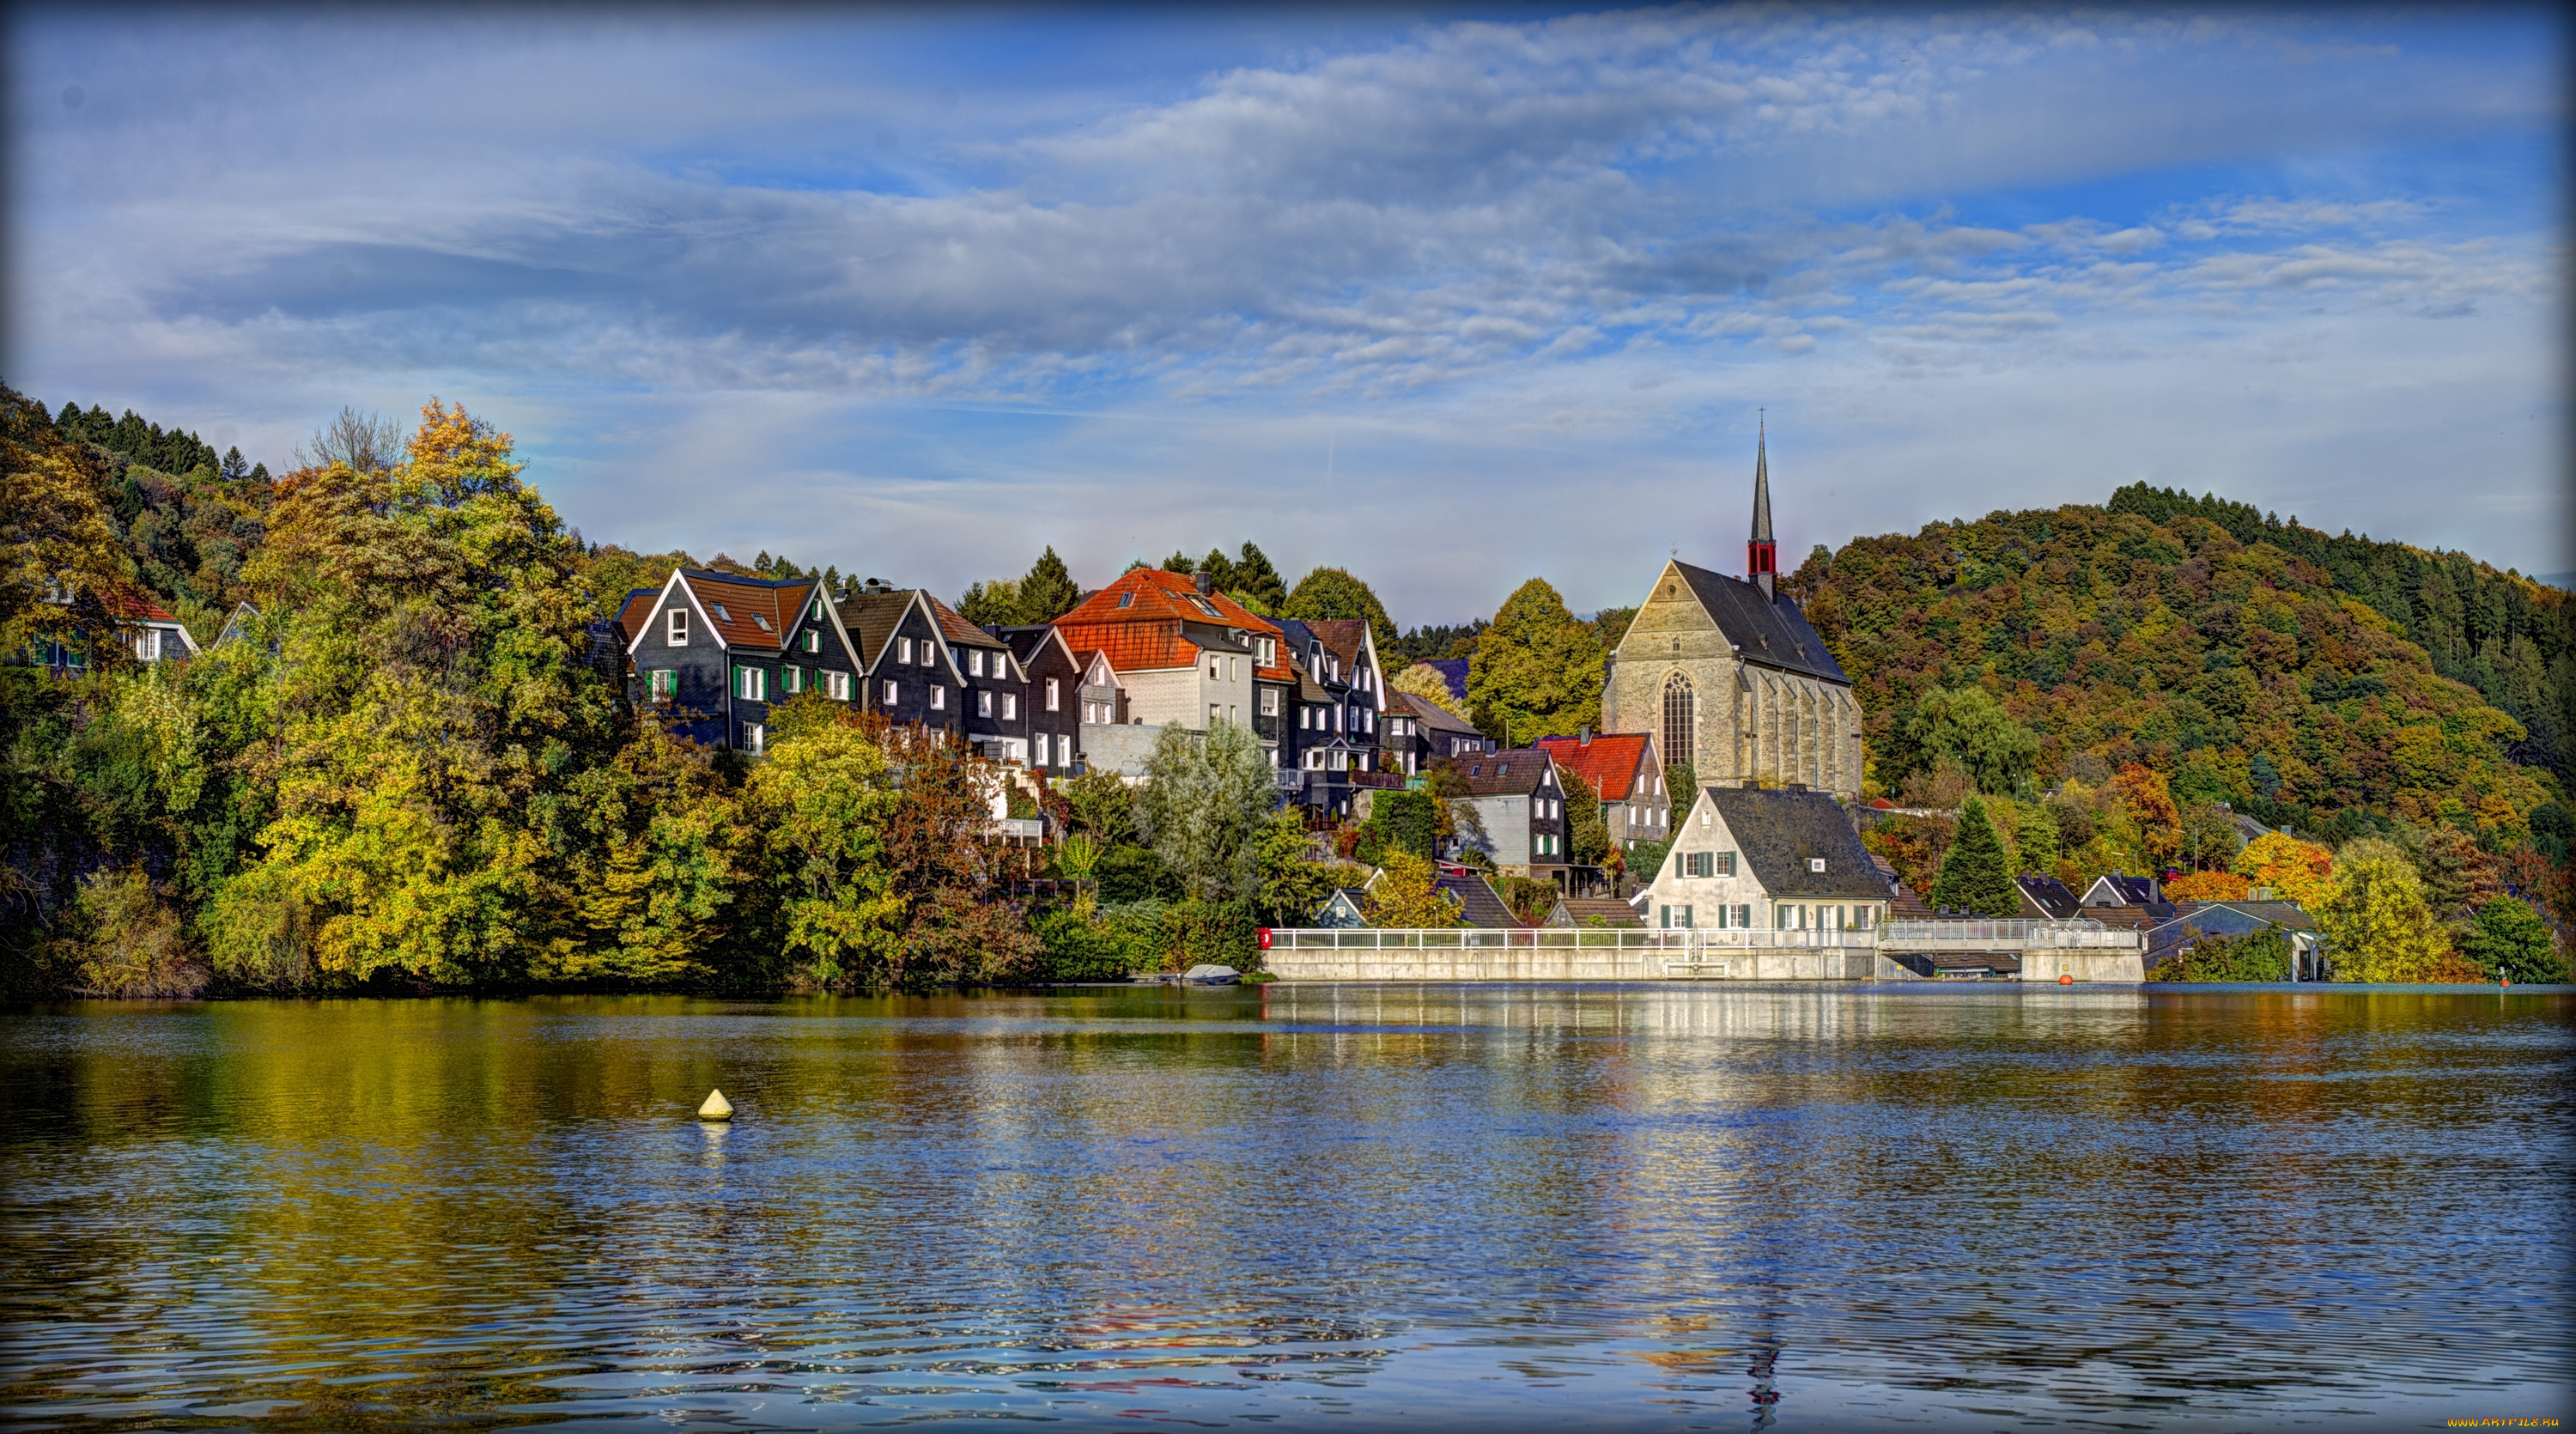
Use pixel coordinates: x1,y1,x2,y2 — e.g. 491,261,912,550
1196,547,1238,593
1467,577,1604,749
1018,547,1082,623
956,579,1023,629
1233,542,1286,611
1284,566,1398,652
220,447,249,483
1929,797,2020,916
1162,550,1194,574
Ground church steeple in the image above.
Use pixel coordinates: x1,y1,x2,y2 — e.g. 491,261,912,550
1747,412,1777,599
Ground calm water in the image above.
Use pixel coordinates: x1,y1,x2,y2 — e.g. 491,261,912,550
2,987,2569,1432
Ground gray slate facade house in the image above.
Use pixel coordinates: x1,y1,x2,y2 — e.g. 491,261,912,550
1393,690,1494,763
1439,749,1571,885
997,624,1084,776
837,583,984,737
2084,873,2164,908
619,568,861,754
1314,889,1370,928
1640,786,1889,932
2016,875,2083,920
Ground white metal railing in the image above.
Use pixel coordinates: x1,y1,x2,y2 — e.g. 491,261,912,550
1879,918,2119,945
1267,927,1877,951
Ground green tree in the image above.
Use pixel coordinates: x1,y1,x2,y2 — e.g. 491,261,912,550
1231,542,1286,612
743,708,902,987
1929,797,2019,916
1252,810,1338,927
1467,577,1605,749
1134,721,1278,902
1905,686,2040,796
1391,662,1468,720
1562,768,1610,866
1018,547,1083,624
1284,566,1398,653
2318,838,2451,982
1365,788,1440,860
2458,895,2568,983
956,578,1023,628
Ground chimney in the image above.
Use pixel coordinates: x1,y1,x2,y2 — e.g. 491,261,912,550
1578,726,1591,745
1194,569,1212,595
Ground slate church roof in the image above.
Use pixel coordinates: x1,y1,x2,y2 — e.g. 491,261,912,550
1703,787,1886,897
1663,558,1848,684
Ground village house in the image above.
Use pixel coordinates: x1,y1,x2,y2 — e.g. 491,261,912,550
2083,873,2165,908
1534,730,1669,854
2146,899,2323,977
1051,567,1311,788
1438,748,1571,887
1638,786,1889,931
1390,690,1494,764
15,584,200,674
996,624,1085,776
1599,423,1863,799
2015,874,2084,921
618,567,860,754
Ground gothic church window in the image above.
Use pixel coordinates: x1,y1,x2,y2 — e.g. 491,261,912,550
1662,672,1694,770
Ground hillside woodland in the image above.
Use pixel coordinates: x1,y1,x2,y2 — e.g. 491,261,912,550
5,381,2568,991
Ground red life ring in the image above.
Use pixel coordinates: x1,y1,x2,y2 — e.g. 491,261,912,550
2058,974,2075,986
1257,927,1273,951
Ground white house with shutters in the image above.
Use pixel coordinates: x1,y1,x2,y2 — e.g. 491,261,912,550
1638,785,1893,931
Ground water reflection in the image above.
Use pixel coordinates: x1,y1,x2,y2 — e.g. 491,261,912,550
2,987,2568,1430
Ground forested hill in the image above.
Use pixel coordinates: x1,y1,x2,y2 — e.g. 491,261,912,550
1784,485,2572,848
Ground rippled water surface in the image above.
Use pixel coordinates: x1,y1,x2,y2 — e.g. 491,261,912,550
3,986,2569,1431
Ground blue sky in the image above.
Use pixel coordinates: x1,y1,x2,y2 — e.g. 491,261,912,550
7,4,2565,623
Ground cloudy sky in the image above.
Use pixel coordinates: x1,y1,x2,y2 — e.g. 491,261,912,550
7,4,2565,623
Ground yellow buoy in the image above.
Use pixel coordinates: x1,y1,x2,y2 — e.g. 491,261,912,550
697,1088,734,1121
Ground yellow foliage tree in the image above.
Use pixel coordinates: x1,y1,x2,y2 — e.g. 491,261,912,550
1391,662,1471,720
1364,850,1465,928
2233,831,2335,908
2162,870,2251,902
2317,838,2451,982
2110,763,2180,870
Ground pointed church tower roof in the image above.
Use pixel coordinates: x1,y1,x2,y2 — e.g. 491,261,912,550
1751,414,1773,544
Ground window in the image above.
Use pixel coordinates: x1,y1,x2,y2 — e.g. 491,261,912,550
1208,659,1220,680
1683,851,1713,878
923,643,937,667
741,722,765,756
648,668,677,700
667,608,689,646
1856,906,1874,929
1734,904,1752,928
1659,904,1694,929
828,671,851,701
1116,592,1133,609
1299,708,1310,731
883,680,898,705
712,603,732,623
931,685,945,710
969,650,984,677
1002,694,1017,720
1258,638,1275,665
1808,857,1827,873
1229,658,1240,681
734,665,766,702
899,637,914,664
1261,690,1279,716
1662,672,1694,769
1228,705,1238,724
782,665,804,695
1209,703,1222,727
802,629,820,653
1046,678,1061,711
978,690,993,717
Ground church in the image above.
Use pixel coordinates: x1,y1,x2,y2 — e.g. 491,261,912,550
1599,424,1863,800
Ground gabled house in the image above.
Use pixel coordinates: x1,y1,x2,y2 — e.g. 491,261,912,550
1639,786,1889,931
2084,873,2163,908
2146,899,2322,977
1534,730,1668,853
1545,896,1644,927
2015,874,2083,921
113,593,198,664
618,568,860,754
997,624,1085,775
1438,748,1571,885
836,580,980,735
15,584,198,673
1308,617,1387,764
1051,567,1279,739
1314,888,1370,928
1437,870,1526,928
1391,690,1492,764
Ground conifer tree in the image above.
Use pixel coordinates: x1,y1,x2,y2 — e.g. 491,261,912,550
1018,547,1082,623
1930,797,2020,916
1232,542,1286,611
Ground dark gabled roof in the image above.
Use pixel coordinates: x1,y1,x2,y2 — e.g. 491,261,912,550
2016,875,2082,920
1395,690,1481,737
2192,899,2318,931
925,593,1011,650
835,589,922,669
2086,874,2163,906
998,624,1078,670
1546,896,1644,927
1704,787,1885,897
1436,872,1526,928
1442,749,1557,796
1309,618,1370,671
1668,559,1846,684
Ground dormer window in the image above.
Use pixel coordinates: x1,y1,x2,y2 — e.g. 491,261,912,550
667,608,689,646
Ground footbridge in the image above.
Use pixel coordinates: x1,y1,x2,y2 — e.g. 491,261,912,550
1258,919,2144,983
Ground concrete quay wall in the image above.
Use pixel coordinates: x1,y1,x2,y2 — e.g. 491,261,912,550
1261,938,2147,984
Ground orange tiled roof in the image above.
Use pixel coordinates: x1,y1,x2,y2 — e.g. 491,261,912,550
1534,733,1653,800
683,570,815,653
924,592,1009,649
615,588,659,647
105,591,180,624
1055,567,1283,676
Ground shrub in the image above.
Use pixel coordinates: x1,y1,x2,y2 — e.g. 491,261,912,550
2148,927,2291,983
68,866,206,998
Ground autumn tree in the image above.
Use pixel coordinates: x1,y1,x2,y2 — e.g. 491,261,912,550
1391,663,1469,720
743,706,902,987
1467,577,1604,750
2110,763,2181,871
1364,850,1463,927
2233,831,2336,907
2317,838,2451,982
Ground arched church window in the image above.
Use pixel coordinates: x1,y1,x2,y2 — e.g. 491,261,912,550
1662,673,1694,769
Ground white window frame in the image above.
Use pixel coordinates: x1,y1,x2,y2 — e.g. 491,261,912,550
1261,689,1279,716
782,665,803,695
1002,694,1018,720
1045,678,1061,712
648,667,677,700
802,629,820,653
969,650,984,677
667,608,688,646
828,671,851,701
883,680,898,705
742,721,765,756
899,636,914,664
932,684,945,710
977,690,993,717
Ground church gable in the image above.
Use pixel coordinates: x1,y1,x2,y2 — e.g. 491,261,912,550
1615,561,1724,659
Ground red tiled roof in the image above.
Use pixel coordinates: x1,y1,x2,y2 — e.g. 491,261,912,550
684,571,815,653
106,591,180,623
615,588,659,648
1534,733,1653,800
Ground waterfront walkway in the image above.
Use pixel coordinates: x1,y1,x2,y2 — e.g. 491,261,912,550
1261,919,2147,982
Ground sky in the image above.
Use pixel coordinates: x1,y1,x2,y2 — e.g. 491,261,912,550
6,3,2567,624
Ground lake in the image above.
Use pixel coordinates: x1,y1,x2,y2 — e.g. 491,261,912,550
3,986,2567,1431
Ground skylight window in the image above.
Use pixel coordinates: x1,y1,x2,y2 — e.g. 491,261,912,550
753,615,772,632
1117,592,1133,609
1188,597,1220,617
712,604,732,623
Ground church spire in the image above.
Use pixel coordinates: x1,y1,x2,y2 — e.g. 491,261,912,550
1747,411,1777,599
